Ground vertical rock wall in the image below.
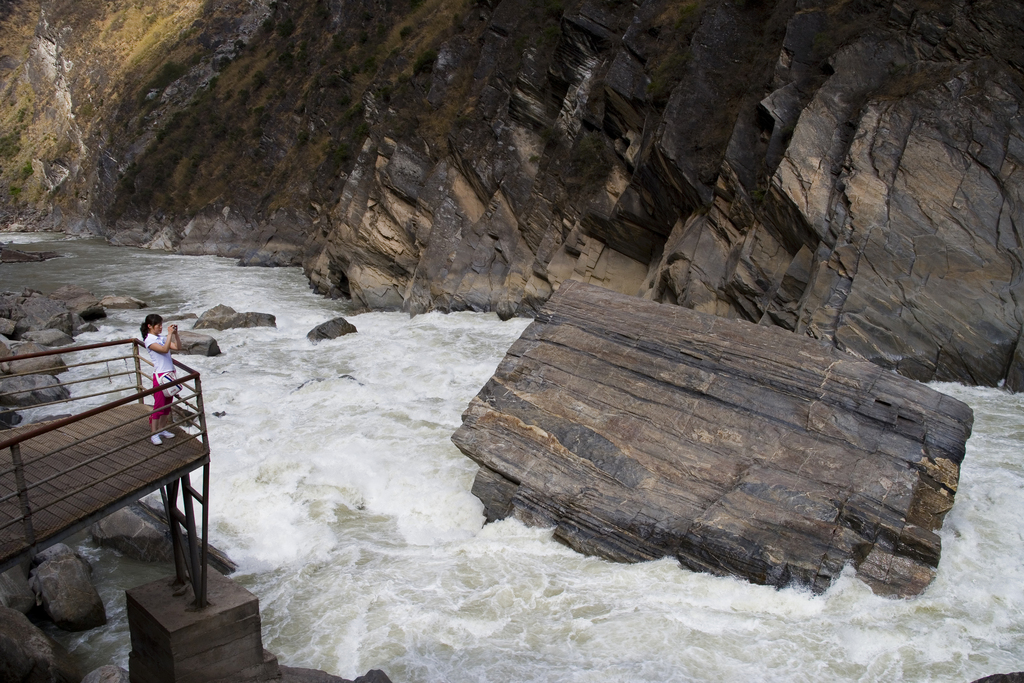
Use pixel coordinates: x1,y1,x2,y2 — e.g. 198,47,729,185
4,0,1024,390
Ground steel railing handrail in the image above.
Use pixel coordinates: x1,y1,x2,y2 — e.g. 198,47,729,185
0,386,199,418
0,368,138,399
0,354,138,380
0,338,139,362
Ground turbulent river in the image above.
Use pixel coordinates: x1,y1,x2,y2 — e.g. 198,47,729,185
2,233,1023,682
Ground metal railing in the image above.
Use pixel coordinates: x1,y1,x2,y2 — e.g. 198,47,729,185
0,339,211,607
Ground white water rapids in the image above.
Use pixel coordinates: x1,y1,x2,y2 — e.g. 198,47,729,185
2,233,1023,682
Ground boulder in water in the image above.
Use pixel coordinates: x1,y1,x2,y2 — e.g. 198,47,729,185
0,292,74,338
20,329,74,347
195,304,276,330
307,317,357,343
49,285,106,320
90,501,237,575
0,605,82,682
99,295,146,309
175,330,222,356
1,342,68,376
452,281,974,597
0,247,61,263
0,374,70,407
28,544,106,632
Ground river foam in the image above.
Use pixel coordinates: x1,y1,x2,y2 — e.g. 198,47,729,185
3,233,1022,682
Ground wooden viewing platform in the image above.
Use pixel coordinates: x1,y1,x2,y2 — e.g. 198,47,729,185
0,339,212,606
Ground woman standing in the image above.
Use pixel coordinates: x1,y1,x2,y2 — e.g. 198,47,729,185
141,313,181,445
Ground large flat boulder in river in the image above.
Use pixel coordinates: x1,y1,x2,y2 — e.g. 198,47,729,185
452,281,974,597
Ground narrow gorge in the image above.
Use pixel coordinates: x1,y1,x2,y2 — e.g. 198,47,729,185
2,0,1023,393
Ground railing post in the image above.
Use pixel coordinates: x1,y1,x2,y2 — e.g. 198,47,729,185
194,375,209,443
201,463,209,608
132,342,144,404
10,443,35,549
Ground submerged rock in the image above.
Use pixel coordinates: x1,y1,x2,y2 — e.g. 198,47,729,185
452,281,973,597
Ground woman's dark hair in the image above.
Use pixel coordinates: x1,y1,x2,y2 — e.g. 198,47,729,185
140,314,163,338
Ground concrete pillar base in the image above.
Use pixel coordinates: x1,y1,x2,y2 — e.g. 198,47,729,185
127,568,280,683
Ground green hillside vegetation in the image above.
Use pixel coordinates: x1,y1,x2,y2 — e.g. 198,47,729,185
110,0,482,219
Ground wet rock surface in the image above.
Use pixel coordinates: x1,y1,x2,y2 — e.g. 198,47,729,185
453,281,974,597
48,285,106,321
98,296,146,310
0,373,69,408
1,341,68,376
19,329,74,347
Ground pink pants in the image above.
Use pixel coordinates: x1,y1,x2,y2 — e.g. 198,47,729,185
151,374,171,424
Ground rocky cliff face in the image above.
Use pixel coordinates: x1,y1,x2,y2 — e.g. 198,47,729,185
2,0,1024,390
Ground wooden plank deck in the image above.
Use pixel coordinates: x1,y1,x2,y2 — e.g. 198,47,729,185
0,403,209,570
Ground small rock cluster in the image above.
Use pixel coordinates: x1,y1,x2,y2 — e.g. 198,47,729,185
0,544,106,631
0,543,106,682
0,287,91,429
0,500,244,683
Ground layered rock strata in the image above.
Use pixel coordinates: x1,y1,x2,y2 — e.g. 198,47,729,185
453,281,974,596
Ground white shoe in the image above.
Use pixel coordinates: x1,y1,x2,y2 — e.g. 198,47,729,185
160,431,175,439
151,434,162,445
